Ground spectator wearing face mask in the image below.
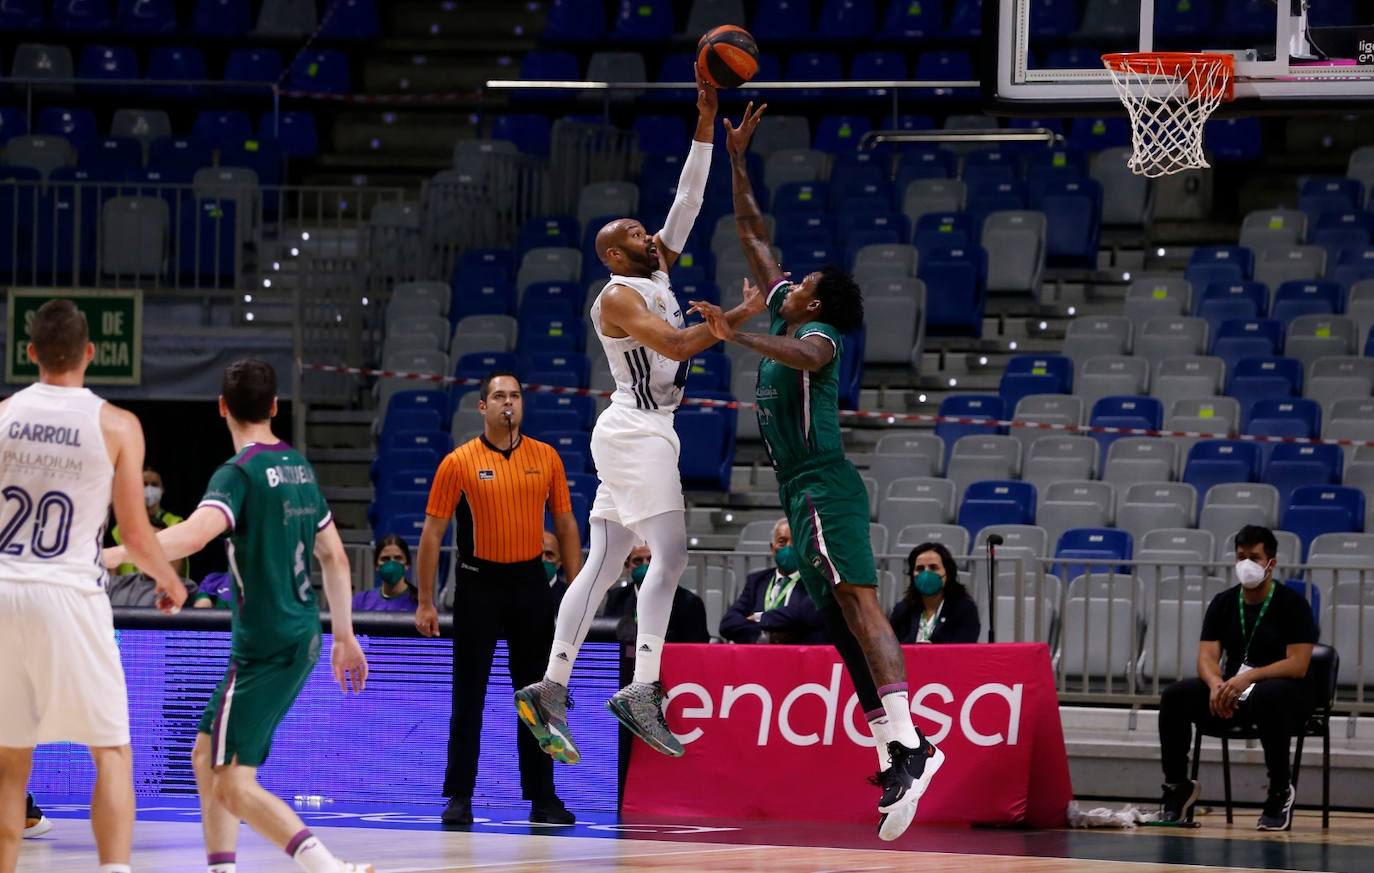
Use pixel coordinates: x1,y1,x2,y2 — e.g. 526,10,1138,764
602,544,710,643
889,542,981,644
542,530,571,606
354,535,420,613
112,465,188,577
720,518,828,644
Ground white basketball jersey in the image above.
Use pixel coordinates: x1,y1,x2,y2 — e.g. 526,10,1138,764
0,383,112,591
591,270,687,413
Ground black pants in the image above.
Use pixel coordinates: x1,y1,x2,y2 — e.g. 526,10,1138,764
443,557,556,803
1159,677,1313,786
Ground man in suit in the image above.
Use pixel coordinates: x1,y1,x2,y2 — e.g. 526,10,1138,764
602,544,710,643
720,518,828,644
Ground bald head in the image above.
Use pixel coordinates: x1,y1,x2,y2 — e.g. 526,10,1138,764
595,219,635,267
596,218,658,278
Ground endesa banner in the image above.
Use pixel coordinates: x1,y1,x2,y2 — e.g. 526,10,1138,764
623,643,1072,827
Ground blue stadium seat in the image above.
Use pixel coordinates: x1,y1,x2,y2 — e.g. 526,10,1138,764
370,447,444,486
285,50,350,95
517,216,577,257
546,430,593,471
1055,528,1132,579
454,352,518,389
527,393,595,430
0,109,29,142
146,46,207,97
521,352,590,387
117,0,176,32
752,0,812,40
1282,485,1366,558
946,0,981,35
0,0,44,29
913,212,975,250
382,468,436,497
1309,0,1356,25
936,394,1005,453
1045,48,1103,70
381,408,442,437
919,245,987,335
1299,177,1361,223
0,167,41,273
633,115,688,156
378,513,428,549
814,115,872,153
516,50,579,102
1197,282,1268,336
77,45,140,85
1211,319,1284,373
523,410,584,440
612,0,671,38
1264,443,1342,509
1183,440,1261,502
785,51,844,99
491,114,552,157
842,213,908,249
36,172,98,279
966,181,1028,229
896,149,957,188
225,48,283,91
958,480,1037,538
544,0,605,39
1220,0,1276,37
1030,178,1101,265
914,51,973,96
385,390,450,428
191,0,250,35
380,428,451,456
1067,117,1130,151
1227,355,1302,417
1312,213,1370,261
686,352,731,392
452,269,515,320
851,52,907,96
1029,0,1079,35
566,472,597,502
774,182,829,213
828,161,886,203
519,280,584,321
1090,395,1163,455
880,0,942,37
1332,248,1374,290
1186,246,1254,288
786,244,836,276
737,52,784,101
460,248,516,277
818,0,876,37
1204,117,1262,161
999,354,1073,410
192,110,253,145
36,108,97,149
653,52,698,102
1155,0,1215,37
676,409,736,491
147,138,214,177
1244,397,1321,464
1024,148,1088,181
54,0,113,31
318,0,379,38
1272,280,1342,321
962,151,1018,186
369,490,429,531
175,198,237,285
259,111,317,158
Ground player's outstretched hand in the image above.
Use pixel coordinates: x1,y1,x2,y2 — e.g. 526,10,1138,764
723,101,766,156
414,601,440,638
154,575,188,614
695,62,717,119
688,300,734,342
333,635,368,694
741,278,765,314
101,546,125,570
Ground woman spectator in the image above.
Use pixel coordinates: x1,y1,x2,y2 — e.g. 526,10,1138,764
890,542,981,644
354,535,420,613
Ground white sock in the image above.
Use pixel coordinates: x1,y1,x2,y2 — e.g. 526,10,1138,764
98,865,132,873
880,685,921,749
207,853,236,873
868,714,893,771
288,830,340,873
546,640,579,687
208,865,236,873
632,633,666,684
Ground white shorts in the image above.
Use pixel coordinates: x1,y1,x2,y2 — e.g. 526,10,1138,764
0,580,130,748
589,404,684,531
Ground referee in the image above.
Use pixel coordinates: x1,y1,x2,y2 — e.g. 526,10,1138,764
414,370,583,826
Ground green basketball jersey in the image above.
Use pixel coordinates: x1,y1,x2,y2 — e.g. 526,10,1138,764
198,441,332,660
755,280,846,478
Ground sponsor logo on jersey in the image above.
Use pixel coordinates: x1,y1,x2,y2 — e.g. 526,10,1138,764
756,385,779,400
478,469,495,480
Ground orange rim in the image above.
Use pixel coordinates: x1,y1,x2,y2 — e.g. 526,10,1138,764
1102,51,1235,101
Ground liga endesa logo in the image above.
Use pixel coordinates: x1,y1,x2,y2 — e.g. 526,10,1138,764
664,664,1024,749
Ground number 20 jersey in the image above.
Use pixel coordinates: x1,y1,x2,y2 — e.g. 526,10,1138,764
198,441,332,660
590,271,687,413
0,383,113,592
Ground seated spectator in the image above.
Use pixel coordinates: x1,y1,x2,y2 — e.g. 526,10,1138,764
543,529,570,606
719,518,827,644
107,571,196,607
112,464,188,576
192,571,235,609
602,544,710,643
354,535,420,613
1157,525,1317,831
890,542,981,644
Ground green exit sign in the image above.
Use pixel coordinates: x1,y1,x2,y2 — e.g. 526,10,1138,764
7,289,142,385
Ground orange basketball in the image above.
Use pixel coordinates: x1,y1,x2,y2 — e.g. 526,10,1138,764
696,25,760,89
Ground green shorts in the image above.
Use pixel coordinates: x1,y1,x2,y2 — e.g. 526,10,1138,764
198,633,320,767
778,459,877,609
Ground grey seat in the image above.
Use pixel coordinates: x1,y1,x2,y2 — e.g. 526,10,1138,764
1062,587,1141,682
584,52,647,100
382,348,448,376
716,245,782,288
902,179,965,226
1255,246,1325,288
1285,315,1358,369
883,477,956,524
1198,484,1281,549
869,433,944,484
983,211,1046,293
993,592,1059,646
1092,147,1151,226
751,115,811,157
516,247,582,291
1152,356,1224,410
895,523,970,555
450,408,484,439
1307,532,1374,613
870,523,890,556
1324,398,1374,465
1165,396,1239,458
453,315,517,351
391,280,451,318
1123,276,1191,321
1115,482,1197,544
1077,356,1150,408
1347,280,1374,345
1134,317,1208,368
1140,599,1207,683
764,148,828,191
1063,316,1133,369
1219,529,1303,575
1151,168,1213,221
110,108,172,142
1022,436,1098,494
735,519,776,552
101,197,167,276
864,285,925,366
256,0,316,35
11,44,74,92
945,435,1022,503
1343,445,1374,500
576,182,638,230
452,138,518,179
974,525,1051,604
1347,146,1374,199
1102,437,1177,489
387,314,450,348
1306,356,1374,414
710,212,776,259
1137,527,1216,607
387,295,442,322
862,476,879,520
1011,394,1084,455
2,135,72,179
685,0,746,32
1238,208,1306,254
1038,493,1112,550
854,243,918,277
1332,606,1374,685
193,166,259,240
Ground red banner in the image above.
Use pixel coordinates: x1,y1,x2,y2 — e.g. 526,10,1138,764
623,643,1072,827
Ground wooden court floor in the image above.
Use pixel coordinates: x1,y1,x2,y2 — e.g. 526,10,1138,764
19,805,1374,872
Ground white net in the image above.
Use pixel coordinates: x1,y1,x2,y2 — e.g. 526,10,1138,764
1103,53,1233,179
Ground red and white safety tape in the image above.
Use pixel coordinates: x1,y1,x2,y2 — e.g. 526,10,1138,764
297,360,1374,449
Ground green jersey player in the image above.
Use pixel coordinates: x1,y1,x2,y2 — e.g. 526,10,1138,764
105,360,371,873
689,103,945,842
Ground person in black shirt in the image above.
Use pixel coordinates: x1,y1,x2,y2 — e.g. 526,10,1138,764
719,518,828,644
603,545,711,644
1157,525,1317,831
890,542,981,644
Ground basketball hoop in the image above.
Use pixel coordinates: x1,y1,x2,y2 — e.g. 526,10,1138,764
1102,52,1235,178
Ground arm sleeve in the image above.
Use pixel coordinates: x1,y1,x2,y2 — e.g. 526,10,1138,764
656,140,712,253
424,453,465,519
198,464,247,532
547,448,573,515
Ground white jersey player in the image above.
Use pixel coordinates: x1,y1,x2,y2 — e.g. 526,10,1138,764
515,69,765,762
0,299,185,873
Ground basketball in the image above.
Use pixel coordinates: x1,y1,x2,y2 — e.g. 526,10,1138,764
696,25,760,89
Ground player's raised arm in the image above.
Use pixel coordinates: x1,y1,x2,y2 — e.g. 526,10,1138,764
652,65,716,270
315,520,367,693
726,102,784,294
688,300,836,372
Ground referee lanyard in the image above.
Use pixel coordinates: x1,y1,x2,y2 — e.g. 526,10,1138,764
764,572,799,611
1237,581,1275,666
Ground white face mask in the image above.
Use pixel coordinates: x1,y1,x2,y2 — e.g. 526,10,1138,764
1234,558,1268,589
144,485,163,509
